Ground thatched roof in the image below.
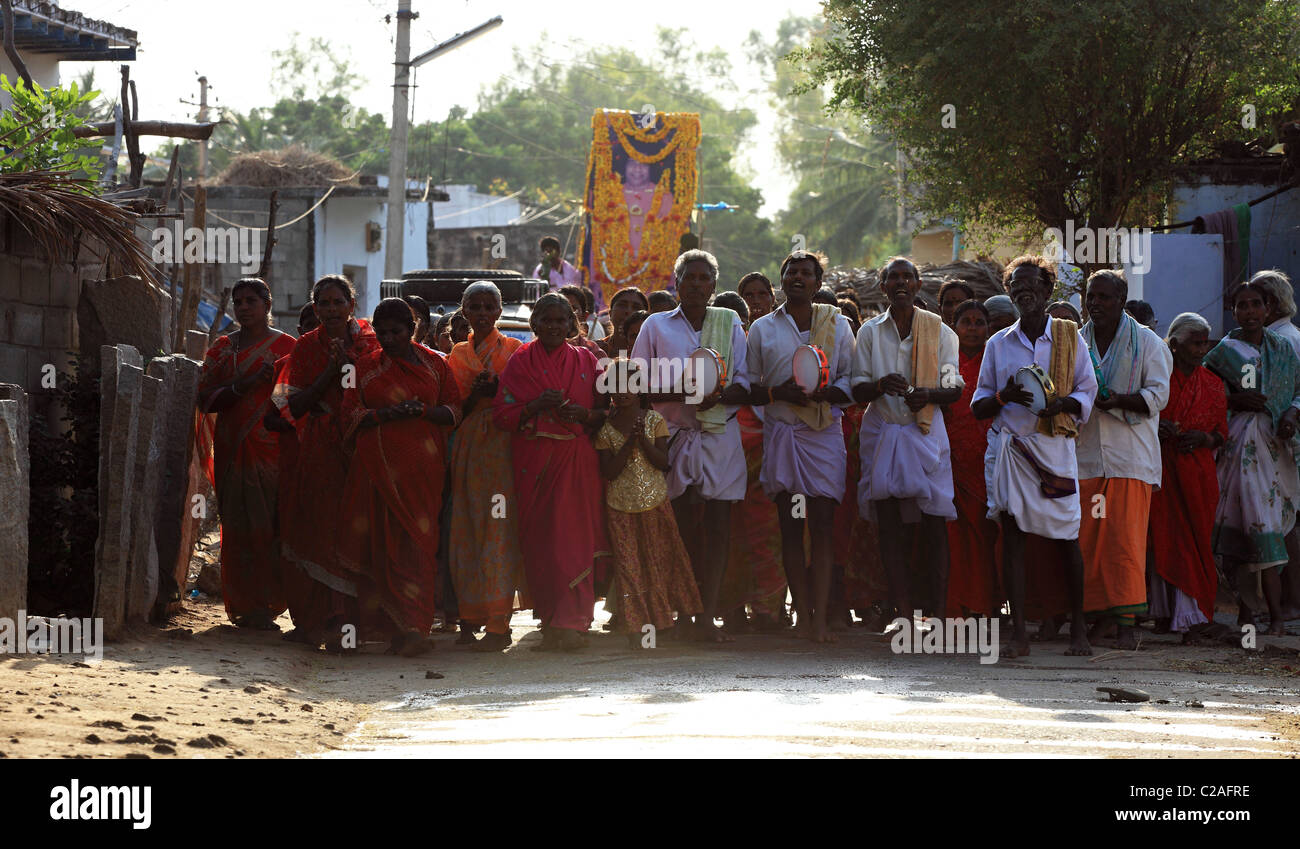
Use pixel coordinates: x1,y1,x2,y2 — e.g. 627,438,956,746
0,170,162,283
826,260,1006,313
212,145,359,188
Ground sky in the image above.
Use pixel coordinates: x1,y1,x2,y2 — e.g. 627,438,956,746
58,0,824,218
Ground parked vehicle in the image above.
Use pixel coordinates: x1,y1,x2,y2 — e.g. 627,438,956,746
381,269,547,342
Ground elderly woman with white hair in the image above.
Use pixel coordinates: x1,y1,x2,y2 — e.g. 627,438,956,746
984,294,1019,335
447,281,526,651
1252,269,1300,360
1147,312,1227,638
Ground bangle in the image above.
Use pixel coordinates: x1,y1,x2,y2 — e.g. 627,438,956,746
994,391,1005,406
766,386,775,404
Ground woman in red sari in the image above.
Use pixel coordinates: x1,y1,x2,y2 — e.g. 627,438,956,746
282,275,380,649
494,293,607,651
1148,312,1227,634
448,282,526,651
338,298,462,656
197,278,296,628
944,299,1002,616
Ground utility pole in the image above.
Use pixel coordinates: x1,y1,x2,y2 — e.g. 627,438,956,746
197,76,209,180
383,10,503,280
384,0,416,281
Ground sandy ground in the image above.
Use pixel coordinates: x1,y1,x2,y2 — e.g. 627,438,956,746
2,589,1297,758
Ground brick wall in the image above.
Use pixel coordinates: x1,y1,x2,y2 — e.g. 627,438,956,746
0,211,97,413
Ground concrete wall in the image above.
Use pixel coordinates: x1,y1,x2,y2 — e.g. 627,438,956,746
0,53,60,109
1169,179,1300,285
0,211,89,415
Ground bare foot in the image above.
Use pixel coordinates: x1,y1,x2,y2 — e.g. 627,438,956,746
1002,639,1031,659
811,622,838,643
397,632,435,657
1266,622,1286,636
1114,626,1138,651
697,623,734,644
1065,634,1093,656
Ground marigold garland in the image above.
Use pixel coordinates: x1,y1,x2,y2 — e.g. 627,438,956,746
579,109,700,306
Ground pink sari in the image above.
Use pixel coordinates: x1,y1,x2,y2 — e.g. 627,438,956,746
493,341,605,631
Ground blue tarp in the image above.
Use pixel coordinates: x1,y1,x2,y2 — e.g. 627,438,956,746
196,299,235,333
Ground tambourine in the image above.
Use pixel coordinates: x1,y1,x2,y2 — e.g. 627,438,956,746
1014,364,1058,413
685,347,727,398
792,344,830,394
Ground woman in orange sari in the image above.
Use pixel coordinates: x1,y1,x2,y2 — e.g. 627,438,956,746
447,282,526,651
944,299,1002,616
339,298,462,656
494,294,607,651
197,278,295,628
282,275,380,649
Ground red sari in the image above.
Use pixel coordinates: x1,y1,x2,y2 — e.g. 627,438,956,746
722,405,786,616
944,350,1002,615
494,341,605,631
841,404,887,610
281,319,380,632
339,345,461,636
1149,366,1228,621
197,330,296,622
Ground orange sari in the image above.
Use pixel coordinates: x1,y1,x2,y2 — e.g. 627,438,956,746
447,329,526,635
339,345,461,636
281,319,380,632
197,330,296,622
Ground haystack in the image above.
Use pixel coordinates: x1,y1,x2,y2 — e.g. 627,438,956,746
212,144,358,188
827,259,1006,313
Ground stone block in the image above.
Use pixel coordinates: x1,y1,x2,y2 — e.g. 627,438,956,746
151,356,203,616
41,307,71,350
11,304,43,347
49,266,82,309
93,361,142,639
127,374,167,621
20,258,50,305
0,255,21,303
0,343,25,389
185,330,209,361
78,277,172,367
0,390,28,621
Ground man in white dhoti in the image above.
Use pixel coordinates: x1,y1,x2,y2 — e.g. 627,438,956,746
746,251,854,643
972,255,1098,658
630,250,751,642
852,257,964,624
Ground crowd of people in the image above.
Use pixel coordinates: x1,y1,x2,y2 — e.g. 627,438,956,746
195,244,1300,657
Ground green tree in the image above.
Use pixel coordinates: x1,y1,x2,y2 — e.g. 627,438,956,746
409,30,786,280
793,0,1300,255
0,75,101,180
749,15,903,268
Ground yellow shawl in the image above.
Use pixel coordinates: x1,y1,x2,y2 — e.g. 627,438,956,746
1036,317,1078,438
792,303,839,431
910,308,942,435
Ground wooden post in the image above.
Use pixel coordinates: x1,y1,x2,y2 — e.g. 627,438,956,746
175,186,206,352
208,284,230,346
256,189,279,285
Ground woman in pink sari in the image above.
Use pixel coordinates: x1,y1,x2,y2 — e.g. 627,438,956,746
197,278,295,628
494,293,608,651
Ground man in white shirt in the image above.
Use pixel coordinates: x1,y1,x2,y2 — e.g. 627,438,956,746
631,250,751,642
746,251,855,643
972,255,1098,658
852,257,964,625
1078,270,1172,650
